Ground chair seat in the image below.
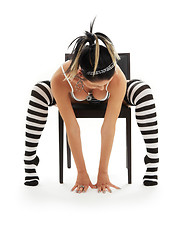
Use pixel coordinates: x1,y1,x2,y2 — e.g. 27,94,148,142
72,103,130,118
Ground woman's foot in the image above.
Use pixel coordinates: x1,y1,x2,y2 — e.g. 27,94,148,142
143,155,158,186
24,156,40,186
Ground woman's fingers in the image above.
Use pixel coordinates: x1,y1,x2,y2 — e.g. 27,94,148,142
109,183,121,189
97,184,113,193
84,186,88,192
75,185,82,193
78,185,85,193
98,186,102,193
106,185,112,193
97,185,106,193
74,182,97,193
72,183,119,193
79,187,84,193
97,185,104,193
71,185,77,191
102,185,106,193
76,185,89,193
90,183,97,189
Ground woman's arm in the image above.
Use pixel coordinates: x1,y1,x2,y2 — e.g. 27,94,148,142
95,67,127,192
51,74,97,193
99,66,127,172
66,127,87,173
98,126,116,174
51,75,87,174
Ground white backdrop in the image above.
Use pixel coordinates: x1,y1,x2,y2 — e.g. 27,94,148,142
1,0,183,239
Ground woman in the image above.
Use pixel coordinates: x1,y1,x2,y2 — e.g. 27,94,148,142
24,18,159,193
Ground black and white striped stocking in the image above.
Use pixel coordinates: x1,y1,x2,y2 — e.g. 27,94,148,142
24,79,159,187
125,79,159,186
24,81,56,186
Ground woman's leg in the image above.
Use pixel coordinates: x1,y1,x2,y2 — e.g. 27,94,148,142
24,80,56,186
124,79,159,186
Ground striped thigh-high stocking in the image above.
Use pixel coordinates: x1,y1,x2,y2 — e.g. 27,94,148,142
125,79,159,186
24,80,56,186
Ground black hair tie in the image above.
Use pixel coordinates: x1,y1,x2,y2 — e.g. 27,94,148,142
85,31,95,46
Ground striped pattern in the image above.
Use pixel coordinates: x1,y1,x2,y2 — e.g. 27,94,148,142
23,79,159,187
125,79,159,186
24,81,56,186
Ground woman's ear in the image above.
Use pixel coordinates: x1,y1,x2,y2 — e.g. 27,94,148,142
77,66,83,76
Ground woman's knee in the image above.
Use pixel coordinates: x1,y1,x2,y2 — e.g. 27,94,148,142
31,81,54,106
127,79,154,106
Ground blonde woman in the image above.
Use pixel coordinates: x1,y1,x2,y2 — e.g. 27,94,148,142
24,18,159,193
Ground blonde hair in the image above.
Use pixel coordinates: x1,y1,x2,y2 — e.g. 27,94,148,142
96,33,120,65
64,18,120,82
64,38,87,81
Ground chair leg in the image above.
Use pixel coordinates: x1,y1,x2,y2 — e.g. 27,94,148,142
66,133,71,168
58,112,64,184
126,109,132,184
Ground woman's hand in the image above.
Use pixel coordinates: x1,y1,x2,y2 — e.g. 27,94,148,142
94,172,121,193
71,172,96,193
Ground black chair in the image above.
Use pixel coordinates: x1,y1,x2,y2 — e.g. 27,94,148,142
58,53,132,184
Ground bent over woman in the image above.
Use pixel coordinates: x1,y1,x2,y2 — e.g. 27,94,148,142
23,18,159,193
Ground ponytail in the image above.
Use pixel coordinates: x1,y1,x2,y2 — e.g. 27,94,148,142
64,17,120,81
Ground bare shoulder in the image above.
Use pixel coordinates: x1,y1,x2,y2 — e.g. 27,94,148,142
107,64,127,95
50,60,80,130
50,60,72,94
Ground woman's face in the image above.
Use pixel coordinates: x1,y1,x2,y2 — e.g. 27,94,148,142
83,79,112,91
77,67,113,90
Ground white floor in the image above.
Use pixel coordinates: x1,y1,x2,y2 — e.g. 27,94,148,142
1,110,183,240
2,166,182,240
1,0,183,238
